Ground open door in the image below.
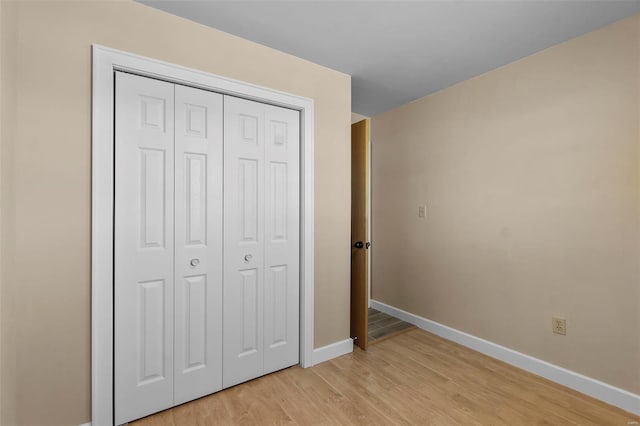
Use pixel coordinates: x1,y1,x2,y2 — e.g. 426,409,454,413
350,119,370,350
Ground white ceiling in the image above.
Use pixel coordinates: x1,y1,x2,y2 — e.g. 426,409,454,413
139,1,640,116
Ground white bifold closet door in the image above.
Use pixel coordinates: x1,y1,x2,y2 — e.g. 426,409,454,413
173,84,223,405
114,72,223,424
114,72,300,424
223,96,300,388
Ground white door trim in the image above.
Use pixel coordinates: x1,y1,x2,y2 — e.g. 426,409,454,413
92,44,315,426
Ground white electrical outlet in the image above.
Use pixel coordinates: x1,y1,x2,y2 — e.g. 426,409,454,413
552,317,566,335
418,205,426,218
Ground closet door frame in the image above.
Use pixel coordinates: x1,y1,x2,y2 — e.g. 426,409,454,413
91,45,315,426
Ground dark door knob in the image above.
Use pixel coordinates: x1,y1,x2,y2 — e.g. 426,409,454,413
354,241,364,249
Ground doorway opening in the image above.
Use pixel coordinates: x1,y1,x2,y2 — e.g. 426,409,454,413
350,117,414,349
350,118,370,350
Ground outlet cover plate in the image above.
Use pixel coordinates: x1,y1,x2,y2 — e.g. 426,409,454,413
552,317,566,335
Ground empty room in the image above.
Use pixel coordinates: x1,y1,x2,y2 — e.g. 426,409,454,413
0,1,639,425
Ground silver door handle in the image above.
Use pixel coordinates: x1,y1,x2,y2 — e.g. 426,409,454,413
244,254,253,263
190,258,200,267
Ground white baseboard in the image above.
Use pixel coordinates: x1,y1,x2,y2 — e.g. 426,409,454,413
78,423,92,426
370,299,640,416
312,338,354,366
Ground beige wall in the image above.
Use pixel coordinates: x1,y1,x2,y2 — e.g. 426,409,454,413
372,15,640,395
0,1,351,425
0,1,3,423
0,2,17,424
0,1,3,421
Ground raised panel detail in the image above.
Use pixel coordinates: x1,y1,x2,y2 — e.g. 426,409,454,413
240,114,258,144
270,162,287,241
185,154,207,246
140,149,165,248
183,275,207,373
270,266,287,348
140,95,166,132
185,104,207,138
271,120,287,147
240,269,258,357
239,159,258,242
138,279,166,385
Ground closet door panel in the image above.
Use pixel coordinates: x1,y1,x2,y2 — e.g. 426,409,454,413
223,96,266,387
114,72,175,425
174,85,224,404
115,76,301,421
264,105,300,373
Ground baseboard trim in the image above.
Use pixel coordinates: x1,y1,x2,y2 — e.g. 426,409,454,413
312,338,354,366
370,299,640,416
78,422,92,426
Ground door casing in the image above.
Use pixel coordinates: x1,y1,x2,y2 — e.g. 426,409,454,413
92,45,315,426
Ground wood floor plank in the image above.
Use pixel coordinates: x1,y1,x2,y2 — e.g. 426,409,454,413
132,329,639,425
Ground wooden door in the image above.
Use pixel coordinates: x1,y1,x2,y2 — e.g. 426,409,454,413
350,119,370,350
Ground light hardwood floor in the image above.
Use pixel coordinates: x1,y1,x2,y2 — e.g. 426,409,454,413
133,329,639,425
